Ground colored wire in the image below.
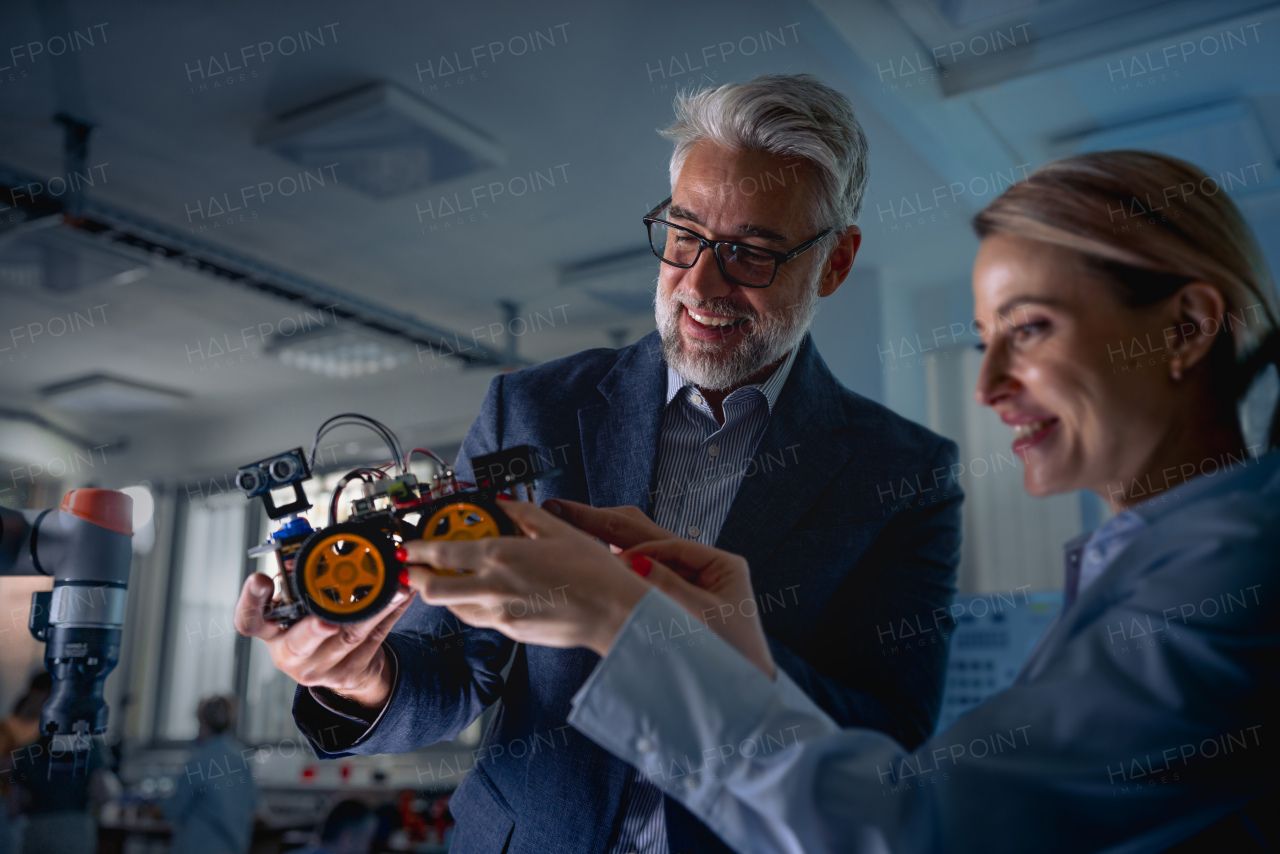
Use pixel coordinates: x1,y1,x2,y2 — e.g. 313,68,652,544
309,413,406,475
312,413,403,467
329,467,386,526
406,446,450,470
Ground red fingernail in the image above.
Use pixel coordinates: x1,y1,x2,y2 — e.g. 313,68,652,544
399,568,410,586
631,555,652,578
395,547,409,562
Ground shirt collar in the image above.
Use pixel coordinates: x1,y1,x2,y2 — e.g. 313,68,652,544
664,345,799,413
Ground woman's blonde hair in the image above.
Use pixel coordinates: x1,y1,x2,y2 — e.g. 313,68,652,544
974,150,1280,446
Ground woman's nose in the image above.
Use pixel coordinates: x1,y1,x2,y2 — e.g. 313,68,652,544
975,344,1019,408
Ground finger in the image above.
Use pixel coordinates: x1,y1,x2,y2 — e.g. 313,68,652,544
327,590,414,670
640,558,715,615
234,573,280,640
279,615,342,659
622,539,722,582
498,500,585,540
406,564,510,606
544,499,668,549
402,537,492,573
315,588,413,657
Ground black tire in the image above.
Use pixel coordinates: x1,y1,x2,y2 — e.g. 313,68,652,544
294,521,400,624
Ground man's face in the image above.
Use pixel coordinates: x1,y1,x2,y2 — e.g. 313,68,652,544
654,140,857,390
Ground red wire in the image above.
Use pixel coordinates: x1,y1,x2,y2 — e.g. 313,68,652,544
406,447,451,469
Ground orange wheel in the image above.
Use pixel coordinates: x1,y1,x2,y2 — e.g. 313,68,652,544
420,494,515,575
295,522,398,623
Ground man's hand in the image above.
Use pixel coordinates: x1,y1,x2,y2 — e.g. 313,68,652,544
234,573,413,712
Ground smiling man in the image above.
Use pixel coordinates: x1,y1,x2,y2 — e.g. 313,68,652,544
242,74,964,854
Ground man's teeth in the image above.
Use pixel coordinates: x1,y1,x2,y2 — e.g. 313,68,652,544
1012,420,1052,439
688,309,743,328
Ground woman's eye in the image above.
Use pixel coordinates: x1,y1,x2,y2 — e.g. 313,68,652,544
1013,321,1049,341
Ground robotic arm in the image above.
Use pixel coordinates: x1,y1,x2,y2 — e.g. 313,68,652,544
0,488,132,778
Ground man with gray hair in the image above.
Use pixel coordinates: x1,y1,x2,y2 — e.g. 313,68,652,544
241,73,962,854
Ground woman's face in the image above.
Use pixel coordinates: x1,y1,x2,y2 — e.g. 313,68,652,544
972,233,1178,502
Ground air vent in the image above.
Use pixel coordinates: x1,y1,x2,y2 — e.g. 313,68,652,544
257,81,506,200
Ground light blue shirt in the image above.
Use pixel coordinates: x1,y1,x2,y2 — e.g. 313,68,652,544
163,734,260,854
1077,510,1146,596
610,349,797,854
571,451,1280,853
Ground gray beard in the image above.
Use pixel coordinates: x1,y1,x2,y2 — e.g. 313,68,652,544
655,281,820,391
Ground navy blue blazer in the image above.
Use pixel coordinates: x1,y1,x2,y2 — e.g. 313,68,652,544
294,332,963,854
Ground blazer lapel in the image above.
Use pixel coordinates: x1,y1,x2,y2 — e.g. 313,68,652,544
577,332,668,515
715,336,856,584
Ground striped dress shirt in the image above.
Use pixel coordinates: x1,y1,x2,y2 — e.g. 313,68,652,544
608,346,798,854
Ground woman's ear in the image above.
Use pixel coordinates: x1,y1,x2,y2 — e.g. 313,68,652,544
1168,282,1228,373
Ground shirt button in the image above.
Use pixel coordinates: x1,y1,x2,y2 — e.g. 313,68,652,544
687,524,700,538
706,444,719,457
690,393,704,406
636,737,653,754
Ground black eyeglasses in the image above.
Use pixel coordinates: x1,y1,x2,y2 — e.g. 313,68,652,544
642,196,835,289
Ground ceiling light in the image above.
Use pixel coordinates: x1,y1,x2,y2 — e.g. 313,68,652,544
257,81,506,200
273,329,413,379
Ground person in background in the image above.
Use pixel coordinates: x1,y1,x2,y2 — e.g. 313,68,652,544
164,695,259,854
0,674,50,763
11,718,117,854
405,150,1280,852
291,798,377,854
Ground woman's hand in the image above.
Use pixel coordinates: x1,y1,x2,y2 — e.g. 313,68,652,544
400,501,650,656
545,500,775,678
411,498,776,678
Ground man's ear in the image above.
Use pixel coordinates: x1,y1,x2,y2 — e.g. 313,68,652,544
1168,282,1228,370
818,225,861,298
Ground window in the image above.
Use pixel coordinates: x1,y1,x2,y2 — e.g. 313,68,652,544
156,491,246,741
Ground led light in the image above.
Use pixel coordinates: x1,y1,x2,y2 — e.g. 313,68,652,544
275,332,412,379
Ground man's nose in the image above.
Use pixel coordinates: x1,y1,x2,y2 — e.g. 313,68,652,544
680,245,735,302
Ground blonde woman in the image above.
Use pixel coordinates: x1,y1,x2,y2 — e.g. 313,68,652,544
406,152,1280,853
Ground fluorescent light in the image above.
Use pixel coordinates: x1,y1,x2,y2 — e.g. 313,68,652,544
274,330,412,378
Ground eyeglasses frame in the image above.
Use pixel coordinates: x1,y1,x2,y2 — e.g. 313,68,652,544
642,196,836,288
